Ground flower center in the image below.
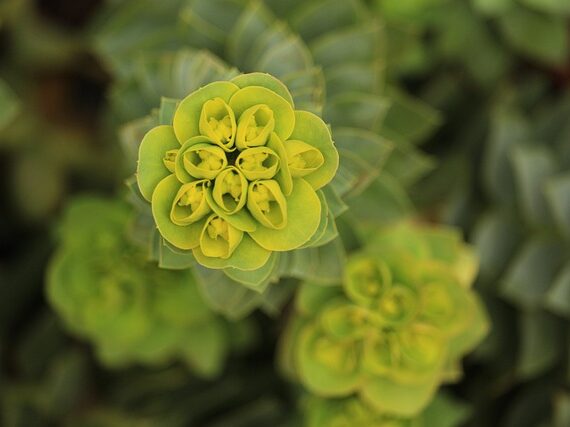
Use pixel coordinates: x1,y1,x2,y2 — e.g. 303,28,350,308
163,149,178,173
245,116,265,142
250,184,274,213
207,217,229,241
240,151,268,172
209,115,234,143
218,170,243,202
177,185,204,212
197,149,224,171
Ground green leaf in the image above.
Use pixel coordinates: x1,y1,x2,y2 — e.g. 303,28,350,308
472,0,514,16
159,97,180,125
325,62,385,99
158,239,196,269
421,393,471,427
381,139,435,187
510,144,558,226
520,0,570,15
381,87,442,145
472,211,525,283
194,266,263,319
483,108,530,202
321,186,348,218
545,173,570,238
0,79,20,130
499,7,568,65
287,238,345,284
310,23,383,68
226,1,273,69
231,72,294,106
324,93,390,132
501,238,567,309
334,128,393,173
120,114,158,172
345,173,413,230
517,310,564,379
289,0,366,43
545,262,570,319
182,318,228,378
223,252,280,292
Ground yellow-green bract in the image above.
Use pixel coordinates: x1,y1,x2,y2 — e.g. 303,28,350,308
280,223,489,418
136,73,339,271
47,197,238,378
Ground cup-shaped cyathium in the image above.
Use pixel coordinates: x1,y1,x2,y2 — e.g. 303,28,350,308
236,104,275,149
285,140,325,177
247,180,287,230
199,98,236,150
136,73,339,272
170,180,211,226
280,223,489,418
200,214,243,259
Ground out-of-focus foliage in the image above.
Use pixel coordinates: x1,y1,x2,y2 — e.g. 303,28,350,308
4,0,569,426
48,196,248,376
280,223,488,418
0,0,123,222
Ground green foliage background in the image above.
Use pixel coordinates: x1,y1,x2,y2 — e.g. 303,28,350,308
0,0,569,426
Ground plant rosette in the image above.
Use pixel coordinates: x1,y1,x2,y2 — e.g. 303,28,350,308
136,73,339,274
47,196,244,377
280,223,489,417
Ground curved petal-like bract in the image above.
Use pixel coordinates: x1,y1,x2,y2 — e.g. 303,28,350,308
213,167,248,215
137,125,180,201
288,111,339,190
173,81,239,144
236,104,275,149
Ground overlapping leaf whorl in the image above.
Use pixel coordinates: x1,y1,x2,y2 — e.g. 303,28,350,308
136,73,338,271
48,197,237,377
281,223,488,417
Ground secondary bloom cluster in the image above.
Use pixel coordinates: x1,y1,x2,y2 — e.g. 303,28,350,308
281,223,489,417
47,197,235,377
137,73,338,271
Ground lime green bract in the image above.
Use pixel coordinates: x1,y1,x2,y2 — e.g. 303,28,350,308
137,73,339,271
281,223,489,417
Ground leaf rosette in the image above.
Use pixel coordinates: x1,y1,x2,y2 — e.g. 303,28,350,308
47,197,246,377
136,73,339,272
280,223,489,417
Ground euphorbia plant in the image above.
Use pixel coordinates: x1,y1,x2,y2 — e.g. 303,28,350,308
280,223,489,417
137,72,339,275
48,196,248,377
